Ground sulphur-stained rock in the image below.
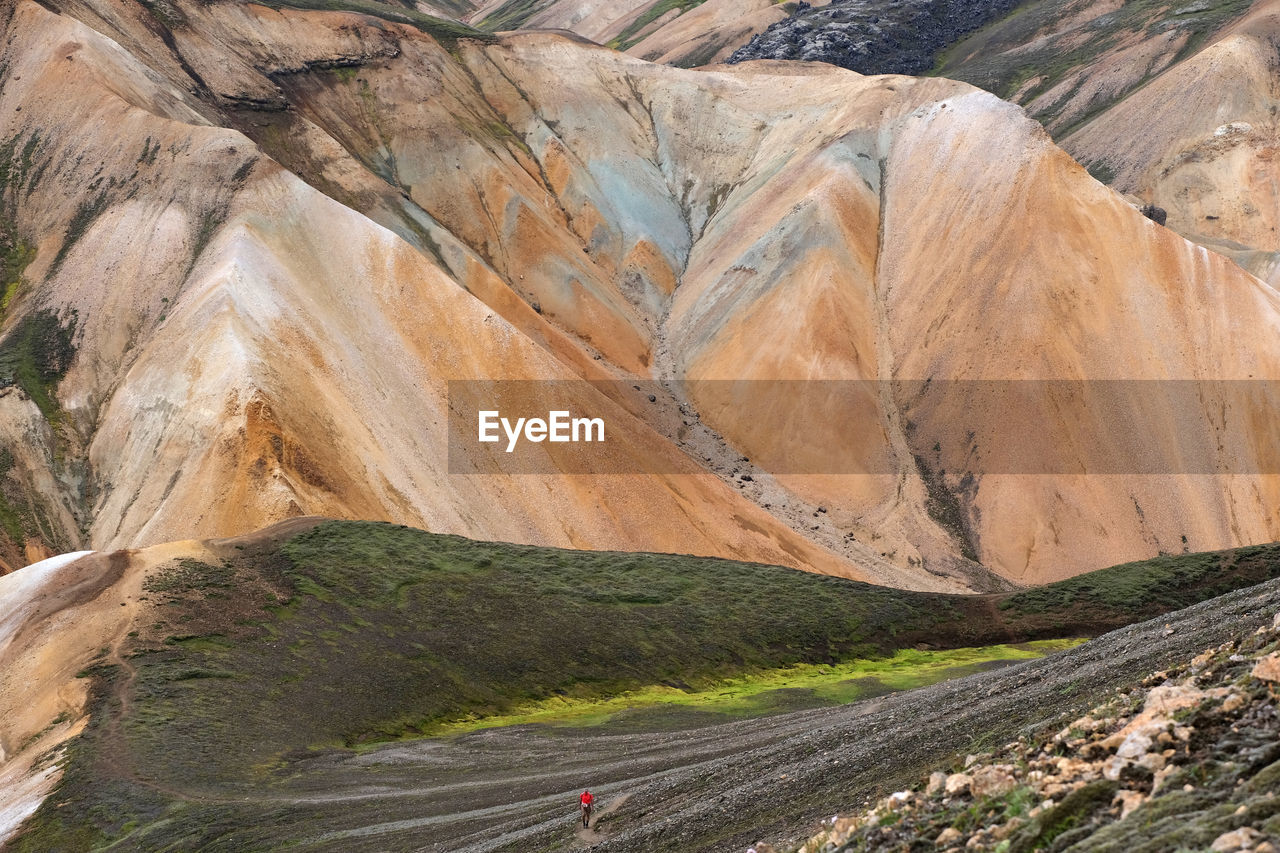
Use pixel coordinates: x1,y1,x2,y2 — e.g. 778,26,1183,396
971,766,1017,798
1252,654,1280,683
1116,732,1155,760
1114,789,1147,819
1152,764,1179,794
944,773,973,797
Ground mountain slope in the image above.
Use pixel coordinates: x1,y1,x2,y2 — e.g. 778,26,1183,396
5,0,1280,586
929,0,1280,286
730,0,1280,288
471,0,832,67
0,0,864,583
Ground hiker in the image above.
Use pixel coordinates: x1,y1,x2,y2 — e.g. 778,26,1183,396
580,789,595,828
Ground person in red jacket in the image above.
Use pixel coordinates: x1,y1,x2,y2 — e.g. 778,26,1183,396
579,790,595,828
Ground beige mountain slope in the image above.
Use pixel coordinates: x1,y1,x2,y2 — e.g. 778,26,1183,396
1061,1,1280,285
469,0,828,68
621,0,821,67
933,0,1280,283
0,0,868,585
3,0,1280,588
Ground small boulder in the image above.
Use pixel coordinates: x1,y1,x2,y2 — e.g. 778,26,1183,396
992,817,1024,840
1116,732,1154,760
884,791,912,810
936,827,963,846
1191,650,1215,669
1114,789,1146,819
1069,714,1098,733
1054,756,1094,779
1210,827,1263,852
1145,683,1206,715
945,773,973,796
1103,756,1130,781
1253,653,1280,683
926,771,948,796
1099,731,1127,752
1140,204,1167,226
1151,764,1178,793
971,766,1017,798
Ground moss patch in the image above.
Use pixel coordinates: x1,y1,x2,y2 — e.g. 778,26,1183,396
433,639,1084,735
607,0,709,51
0,308,77,428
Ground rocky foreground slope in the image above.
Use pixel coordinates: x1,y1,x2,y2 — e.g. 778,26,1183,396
5,0,1280,586
789,613,1280,852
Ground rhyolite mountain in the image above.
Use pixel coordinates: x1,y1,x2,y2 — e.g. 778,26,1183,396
3,0,1280,590
731,0,1280,288
469,0,826,67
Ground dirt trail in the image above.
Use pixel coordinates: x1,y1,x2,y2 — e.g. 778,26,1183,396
576,793,630,846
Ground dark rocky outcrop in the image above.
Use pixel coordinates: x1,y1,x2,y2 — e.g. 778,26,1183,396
727,0,1024,75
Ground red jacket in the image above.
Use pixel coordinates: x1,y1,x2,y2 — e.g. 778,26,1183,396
580,792,594,807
